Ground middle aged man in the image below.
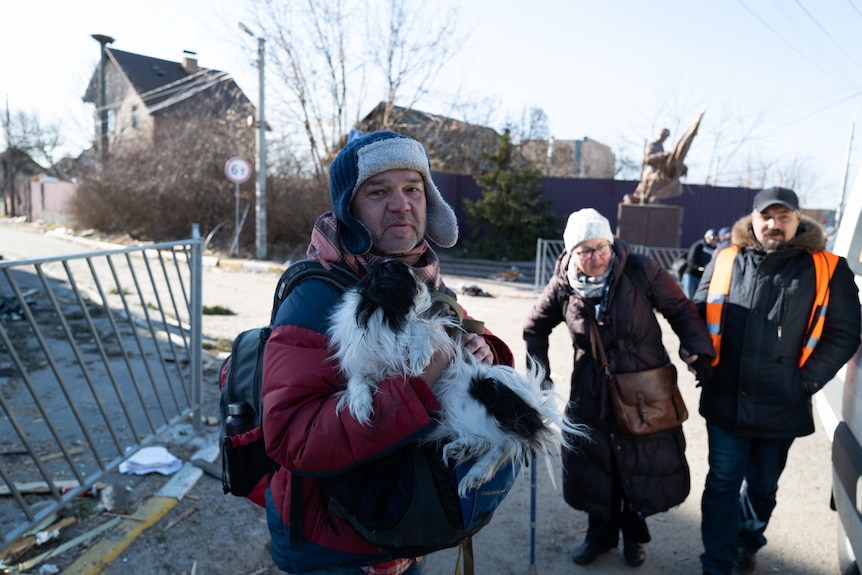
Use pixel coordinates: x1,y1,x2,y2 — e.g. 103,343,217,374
692,186,861,575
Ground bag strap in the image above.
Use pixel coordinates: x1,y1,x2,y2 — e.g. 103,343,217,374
588,319,612,380
430,291,485,334
454,537,475,575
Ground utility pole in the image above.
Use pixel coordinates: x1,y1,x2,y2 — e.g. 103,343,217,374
4,96,13,216
837,121,855,230
91,34,115,162
238,22,267,260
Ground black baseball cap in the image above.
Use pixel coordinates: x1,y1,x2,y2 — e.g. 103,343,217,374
752,186,799,213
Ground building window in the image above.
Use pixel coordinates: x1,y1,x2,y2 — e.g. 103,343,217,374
132,106,139,129
107,108,116,132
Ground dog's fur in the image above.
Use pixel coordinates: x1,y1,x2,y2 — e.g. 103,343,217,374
328,260,588,495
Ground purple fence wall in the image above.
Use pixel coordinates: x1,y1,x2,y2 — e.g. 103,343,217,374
433,173,759,249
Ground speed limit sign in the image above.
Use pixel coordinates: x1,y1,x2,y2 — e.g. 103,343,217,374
225,156,252,184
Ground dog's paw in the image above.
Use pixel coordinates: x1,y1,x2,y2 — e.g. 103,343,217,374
456,464,492,498
441,440,473,464
340,382,375,426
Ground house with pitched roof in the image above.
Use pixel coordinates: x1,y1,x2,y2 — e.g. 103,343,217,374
354,102,501,174
82,46,254,156
354,102,615,179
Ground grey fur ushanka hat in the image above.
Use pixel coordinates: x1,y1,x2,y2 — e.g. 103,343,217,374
328,130,459,254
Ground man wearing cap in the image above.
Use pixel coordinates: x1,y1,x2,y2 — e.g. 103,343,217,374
714,226,732,253
692,186,861,575
261,131,512,574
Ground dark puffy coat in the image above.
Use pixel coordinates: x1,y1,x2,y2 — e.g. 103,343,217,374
683,238,715,278
523,239,714,522
693,215,861,438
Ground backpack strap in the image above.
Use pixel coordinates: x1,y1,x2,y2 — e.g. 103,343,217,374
267,259,358,544
270,259,359,324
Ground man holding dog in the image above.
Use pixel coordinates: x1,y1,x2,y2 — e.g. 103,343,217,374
693,186,861,575
261,131,509,574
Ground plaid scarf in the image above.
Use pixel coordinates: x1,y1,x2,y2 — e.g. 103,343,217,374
306,211,443,289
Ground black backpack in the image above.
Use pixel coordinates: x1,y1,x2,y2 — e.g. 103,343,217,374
219,259,358,503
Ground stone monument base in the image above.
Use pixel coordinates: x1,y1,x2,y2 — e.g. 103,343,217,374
616,203,683,248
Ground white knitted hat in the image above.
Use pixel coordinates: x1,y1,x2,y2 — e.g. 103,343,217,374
563,208,614,252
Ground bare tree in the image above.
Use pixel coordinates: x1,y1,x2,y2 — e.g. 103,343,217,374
253,0,465,177
256,0,349,177
5,111,64,171
364,0,462,127
1,108,65,216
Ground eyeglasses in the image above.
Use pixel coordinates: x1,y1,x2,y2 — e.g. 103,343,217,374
573,243,611,260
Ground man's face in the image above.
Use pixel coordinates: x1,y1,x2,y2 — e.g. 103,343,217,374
350,169,427,256
751,204,800,250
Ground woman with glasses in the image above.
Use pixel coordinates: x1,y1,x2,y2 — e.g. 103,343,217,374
523,208,713,569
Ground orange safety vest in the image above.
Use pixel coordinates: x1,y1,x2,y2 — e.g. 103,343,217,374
705,246,839,367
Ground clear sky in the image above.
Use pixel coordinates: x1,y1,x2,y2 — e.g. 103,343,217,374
3,0,861,210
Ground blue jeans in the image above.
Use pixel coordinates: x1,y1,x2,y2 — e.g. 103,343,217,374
681,273,700,299
700,423,794,575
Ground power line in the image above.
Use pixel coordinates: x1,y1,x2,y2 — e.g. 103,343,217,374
794,0,862,72
737,0,858,91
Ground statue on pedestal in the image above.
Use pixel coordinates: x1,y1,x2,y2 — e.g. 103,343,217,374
626,111,705,204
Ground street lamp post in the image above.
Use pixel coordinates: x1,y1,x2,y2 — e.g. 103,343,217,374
91,34,115,162
238,22,267,260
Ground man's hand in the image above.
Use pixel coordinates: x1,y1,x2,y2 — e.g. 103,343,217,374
461,332,493,365
684,353,714,387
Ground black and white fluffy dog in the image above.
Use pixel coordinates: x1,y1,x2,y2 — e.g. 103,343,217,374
328,260,588,495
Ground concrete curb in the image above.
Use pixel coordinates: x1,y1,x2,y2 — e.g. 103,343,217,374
61,443,219,574
203,256,286,274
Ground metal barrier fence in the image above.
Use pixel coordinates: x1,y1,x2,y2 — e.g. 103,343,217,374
534,239,686,288
0,229,203,551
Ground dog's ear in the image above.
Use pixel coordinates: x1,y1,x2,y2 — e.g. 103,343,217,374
354,260,419,332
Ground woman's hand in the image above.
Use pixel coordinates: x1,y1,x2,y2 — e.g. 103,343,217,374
461,332,493,365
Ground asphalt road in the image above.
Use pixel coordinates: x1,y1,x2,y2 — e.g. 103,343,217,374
0,220,842,575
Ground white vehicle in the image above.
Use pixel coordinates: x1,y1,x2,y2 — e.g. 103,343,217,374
822,173,862,575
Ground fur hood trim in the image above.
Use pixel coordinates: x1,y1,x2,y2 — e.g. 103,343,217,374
730,214,825,254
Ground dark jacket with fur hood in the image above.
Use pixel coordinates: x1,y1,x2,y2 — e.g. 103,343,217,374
523,239,713,523
693,215,861,438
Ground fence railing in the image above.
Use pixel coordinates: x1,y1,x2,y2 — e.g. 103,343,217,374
0,229,203,551
534,239,686,288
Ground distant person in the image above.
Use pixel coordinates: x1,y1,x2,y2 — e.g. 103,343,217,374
692,186,861,575
523,208,714,569
681,229,719,298
715,226,731,252
825,224,837,251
